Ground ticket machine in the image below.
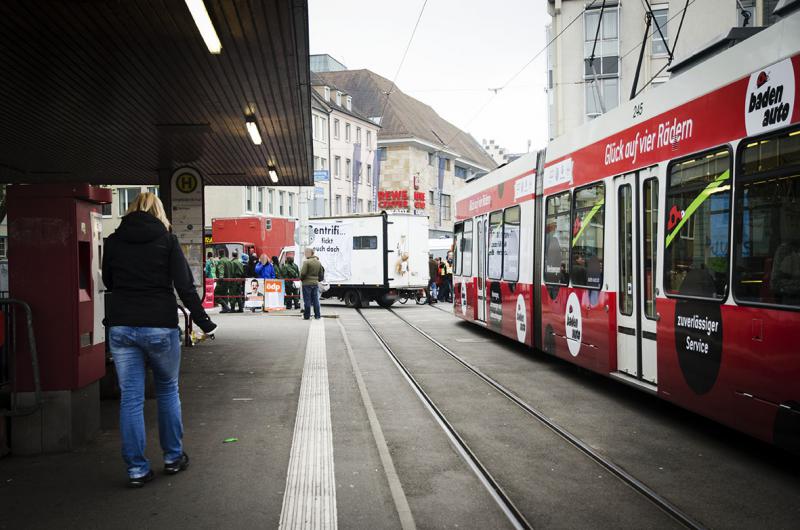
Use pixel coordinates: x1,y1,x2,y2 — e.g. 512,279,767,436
7,183,110,453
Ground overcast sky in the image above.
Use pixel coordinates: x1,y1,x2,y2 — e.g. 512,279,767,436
308,0,551,155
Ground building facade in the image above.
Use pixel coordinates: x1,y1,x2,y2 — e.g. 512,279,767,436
313,66,496,238
545,0,780,139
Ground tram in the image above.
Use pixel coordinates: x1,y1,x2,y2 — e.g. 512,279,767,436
452,10,800,452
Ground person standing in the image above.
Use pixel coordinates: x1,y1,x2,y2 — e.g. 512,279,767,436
255,254,275,279
427,254,439,304
246,252,258,278
229,250,245,312
204,251,217,279
280,254,301,310
444,251,454,303
102,192,217,488
215,250,231,313
299,248,322,320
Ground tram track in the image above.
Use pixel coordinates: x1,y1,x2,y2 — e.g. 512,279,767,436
355,305,705,530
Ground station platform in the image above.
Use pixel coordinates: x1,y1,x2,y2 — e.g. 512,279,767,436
0,303,798,529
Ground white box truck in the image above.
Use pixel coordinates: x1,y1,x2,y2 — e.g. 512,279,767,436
301,212,430,307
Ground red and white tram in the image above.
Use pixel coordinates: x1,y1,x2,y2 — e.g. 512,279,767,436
452,9,800,452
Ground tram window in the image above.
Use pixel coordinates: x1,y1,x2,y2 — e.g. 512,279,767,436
618,184,633,315
488,211,503,280
544,191,571,284
454,222,463,275
664,148,731,299
643,178,659,319
571,184,605,289
503,206,521,282
462,219,473,277
734,127,800,307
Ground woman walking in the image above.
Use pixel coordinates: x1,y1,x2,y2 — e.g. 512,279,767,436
102,192,217,488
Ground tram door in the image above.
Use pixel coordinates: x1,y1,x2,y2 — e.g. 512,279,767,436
614,168,659,384
476,214,488,322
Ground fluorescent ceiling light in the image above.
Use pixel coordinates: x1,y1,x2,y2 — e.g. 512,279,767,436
268,165,278,183
245,117,262,145
185,0,222,54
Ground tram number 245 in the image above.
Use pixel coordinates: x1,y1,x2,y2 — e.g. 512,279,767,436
632,103,644,119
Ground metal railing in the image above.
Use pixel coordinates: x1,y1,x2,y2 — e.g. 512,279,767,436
0,299,42,417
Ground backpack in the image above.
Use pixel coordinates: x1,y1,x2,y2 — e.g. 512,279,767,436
318,265,325,282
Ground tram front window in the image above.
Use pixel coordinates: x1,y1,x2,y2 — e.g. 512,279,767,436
665,148,731,299
734,128,800,307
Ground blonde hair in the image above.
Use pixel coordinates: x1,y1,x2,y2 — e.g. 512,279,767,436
126,192,171,229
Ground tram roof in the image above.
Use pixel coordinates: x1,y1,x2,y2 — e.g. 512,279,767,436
0,0,312,187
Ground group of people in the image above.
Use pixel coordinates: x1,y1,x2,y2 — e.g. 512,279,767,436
205,250,301,311
427,251,454,304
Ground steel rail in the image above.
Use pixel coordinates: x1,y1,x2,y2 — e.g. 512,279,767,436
386,306,706,530
355,307,532,530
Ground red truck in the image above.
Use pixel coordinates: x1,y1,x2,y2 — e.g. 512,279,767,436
208,216,295,260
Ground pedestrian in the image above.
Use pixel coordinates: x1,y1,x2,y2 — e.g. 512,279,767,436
215,249,231,313
280,253,301,310
427,253,439,304
102,192,217,488
246,253,258,278
255,254,275,279
204,251,217,279
229,250,245,312
437,258,447,302
271,256,281,277
299,248,322,320
444,251,454,303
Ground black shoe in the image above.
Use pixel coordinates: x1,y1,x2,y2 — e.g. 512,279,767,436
164,452,189,475
303,317,310,320
128,470,155,488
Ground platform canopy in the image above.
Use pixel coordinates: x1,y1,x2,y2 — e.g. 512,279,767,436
0,0,312,187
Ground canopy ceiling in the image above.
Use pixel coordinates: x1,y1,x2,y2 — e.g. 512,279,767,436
0,0,312,186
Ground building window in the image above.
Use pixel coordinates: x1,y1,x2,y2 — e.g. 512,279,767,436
651,7,669,55
441,193,451,221
101,202,112,217
346,195,352,213
367,200,372,212
324,86,330,101
664,147,731,299
584,6,619,118
118,187,141,216
585,78,619,119
279,191,286,216
147,186,159,197
334,119,340,139
428,153,435,166
345,123,351,143
378,147,387,161
346,159,352,181
288,192,294,217
335,195,342,215
0,236,6,258
257,187,264,213
312,115,318,140
357,199,363,213
346,95,352,110
356,127,361,144
268,189,274,214
245,186,254,212
336,91,342,105
367,130,372,148
335,156,341,178
455,166,468,178
367,164,372,185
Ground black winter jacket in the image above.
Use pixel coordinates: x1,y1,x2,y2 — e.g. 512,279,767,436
102,211,215,333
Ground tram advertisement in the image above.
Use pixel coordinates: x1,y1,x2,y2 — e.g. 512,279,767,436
308,220,352,283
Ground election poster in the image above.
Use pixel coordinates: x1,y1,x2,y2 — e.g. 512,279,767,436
245,278,265,309
263,279,285,310
308,220,352,283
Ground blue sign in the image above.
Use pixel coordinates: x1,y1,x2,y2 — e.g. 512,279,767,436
314,186,325,198
314,170,329,182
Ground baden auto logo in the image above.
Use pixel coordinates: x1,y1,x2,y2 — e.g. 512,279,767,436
564,292,582,357
515,294,527,343
461,282,468,316
745,58,795,136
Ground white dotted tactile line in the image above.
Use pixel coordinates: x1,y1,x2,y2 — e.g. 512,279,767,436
279,319,338,530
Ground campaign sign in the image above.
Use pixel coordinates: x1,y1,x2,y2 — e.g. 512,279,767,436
263,279,285,310
245,278,265,309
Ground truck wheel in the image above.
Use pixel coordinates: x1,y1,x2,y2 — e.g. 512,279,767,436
376,294,396,308
343,290,361,308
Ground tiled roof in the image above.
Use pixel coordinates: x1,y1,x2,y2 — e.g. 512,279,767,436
314,69,496,169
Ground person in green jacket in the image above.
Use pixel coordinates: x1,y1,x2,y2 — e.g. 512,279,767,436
229,250,245,313
215,250,231,313
299,248,322,320
205,251,217,279
280,254,301,310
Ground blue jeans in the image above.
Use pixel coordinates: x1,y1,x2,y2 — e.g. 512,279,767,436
302,284,321,319
110,326,183,478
